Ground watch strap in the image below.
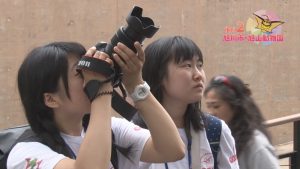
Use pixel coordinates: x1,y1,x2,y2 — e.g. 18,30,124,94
84,79,112,102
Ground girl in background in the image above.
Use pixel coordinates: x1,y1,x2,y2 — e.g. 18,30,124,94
204,75,279,169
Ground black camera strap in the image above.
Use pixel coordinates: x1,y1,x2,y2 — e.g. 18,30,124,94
77,56,137,121
112,90,136,120
77,56,114,77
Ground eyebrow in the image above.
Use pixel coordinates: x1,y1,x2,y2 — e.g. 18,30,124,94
206,101,218,105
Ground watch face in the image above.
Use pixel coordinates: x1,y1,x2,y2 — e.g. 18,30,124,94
131,82,150,102
138,88,147,97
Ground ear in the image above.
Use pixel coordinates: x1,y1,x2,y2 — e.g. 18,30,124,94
43,93,60,108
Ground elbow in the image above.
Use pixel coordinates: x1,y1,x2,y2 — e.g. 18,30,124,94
167,140,185,161
175,141,185,160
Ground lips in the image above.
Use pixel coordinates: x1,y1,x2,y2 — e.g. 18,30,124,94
194,83,204,89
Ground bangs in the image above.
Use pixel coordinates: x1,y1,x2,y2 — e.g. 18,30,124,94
169,37,203,63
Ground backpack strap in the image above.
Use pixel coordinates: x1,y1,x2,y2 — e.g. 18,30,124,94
204,114,222,169
0,125,38,169
0,125,30,158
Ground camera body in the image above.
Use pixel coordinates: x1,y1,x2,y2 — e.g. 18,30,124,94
96,6,159,86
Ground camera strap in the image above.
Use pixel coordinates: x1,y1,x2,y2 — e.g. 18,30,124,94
77,56,114,77
77,56,137,121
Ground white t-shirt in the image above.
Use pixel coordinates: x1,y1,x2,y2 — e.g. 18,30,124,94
7,117,150,169
139,120,239,169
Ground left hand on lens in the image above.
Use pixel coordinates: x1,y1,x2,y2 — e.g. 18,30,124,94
113,42,144,93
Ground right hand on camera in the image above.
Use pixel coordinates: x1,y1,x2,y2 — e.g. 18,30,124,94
77,46,114,102
81,46,113,84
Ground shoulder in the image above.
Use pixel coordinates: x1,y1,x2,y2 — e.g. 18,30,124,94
111,117,150,144
253,130,271,143
9,142,57,157
203,114,236,149
202,114,239,168
239,130,279,168
203,113,231,136
220,119,232,135
203,114,235,148
240,130,277,160
7,142,65,169
111,117,139,130
248,130,276,153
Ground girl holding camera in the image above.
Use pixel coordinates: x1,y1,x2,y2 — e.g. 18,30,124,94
133,36,239,169
6,41,184,169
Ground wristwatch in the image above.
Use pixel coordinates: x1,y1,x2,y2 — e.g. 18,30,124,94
130,81,150,102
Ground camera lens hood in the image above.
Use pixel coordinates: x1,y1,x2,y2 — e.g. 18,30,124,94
126,6,159,38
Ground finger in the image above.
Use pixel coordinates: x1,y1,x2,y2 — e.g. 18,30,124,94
114,46,138,70
92,51,101,59
113,46,129,63
105,57,114,67
113,53,129,70
126,42,144,67
116,42,136,57
98,51,109,60
85,46,97,57
134,42,145,62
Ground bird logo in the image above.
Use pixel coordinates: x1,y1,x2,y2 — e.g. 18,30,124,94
254,13,284,33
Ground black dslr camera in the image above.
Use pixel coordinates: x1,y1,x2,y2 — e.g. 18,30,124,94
96,6,159,86
77,6,159,120
77,6,159,88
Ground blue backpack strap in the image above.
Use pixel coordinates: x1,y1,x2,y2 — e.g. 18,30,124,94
204,114,222,169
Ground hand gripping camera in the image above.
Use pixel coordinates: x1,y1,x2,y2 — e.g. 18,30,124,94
77,6,159,120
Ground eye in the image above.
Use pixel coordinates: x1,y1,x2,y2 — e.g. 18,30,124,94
75,71,84,79
213,105,220,109
179,61,192,68
185,63,192,68
197,62,203,69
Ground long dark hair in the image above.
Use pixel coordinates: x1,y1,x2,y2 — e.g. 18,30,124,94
132,36,204,140
204,75,271,156
17,42,86,157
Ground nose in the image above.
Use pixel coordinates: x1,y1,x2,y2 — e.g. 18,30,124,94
193,67,203,81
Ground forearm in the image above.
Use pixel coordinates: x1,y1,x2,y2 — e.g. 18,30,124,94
75,95,112,169
136,93,184,162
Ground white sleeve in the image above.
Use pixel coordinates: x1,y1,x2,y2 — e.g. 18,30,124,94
111,117,151,166
7,142,66,169
217,120,240,169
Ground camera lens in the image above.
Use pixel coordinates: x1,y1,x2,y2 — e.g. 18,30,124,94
94,6,159,86
106,6,159,56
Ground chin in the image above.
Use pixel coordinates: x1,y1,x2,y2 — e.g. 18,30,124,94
188,95,202,103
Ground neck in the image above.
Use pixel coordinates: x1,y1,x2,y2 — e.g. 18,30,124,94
162,97,188,128
54,112,83,136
